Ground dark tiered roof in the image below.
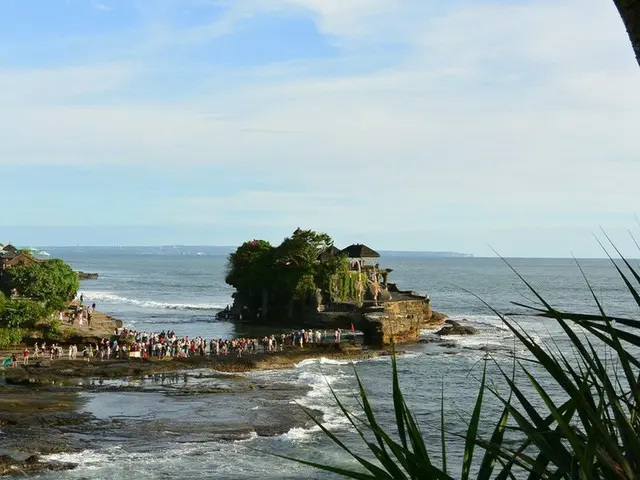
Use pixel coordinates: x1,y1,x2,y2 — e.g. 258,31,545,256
317,245,341,261
0,244,18,259
340,243,380,259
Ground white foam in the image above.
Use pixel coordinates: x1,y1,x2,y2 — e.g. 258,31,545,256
44,448,114,468
234,431,259,443
294,357,356,368
277,362,360,442
419,314,548,357
82,291,224,311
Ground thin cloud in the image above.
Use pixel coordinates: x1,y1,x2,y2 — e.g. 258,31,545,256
0,0,638,255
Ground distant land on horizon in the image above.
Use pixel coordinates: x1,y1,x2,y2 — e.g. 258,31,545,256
12,245,640,260
24,245,474,258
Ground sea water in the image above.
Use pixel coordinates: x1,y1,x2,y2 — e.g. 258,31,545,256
28,247,637,479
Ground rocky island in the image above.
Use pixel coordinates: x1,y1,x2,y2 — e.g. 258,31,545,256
220,228,446,345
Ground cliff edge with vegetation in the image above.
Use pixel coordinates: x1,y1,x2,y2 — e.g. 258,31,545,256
223,229,446,345
0,244,80,348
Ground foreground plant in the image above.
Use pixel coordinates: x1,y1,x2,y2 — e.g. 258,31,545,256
277,241,640,479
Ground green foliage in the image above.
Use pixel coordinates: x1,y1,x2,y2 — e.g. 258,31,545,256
331,271,368,302
274,229,332,269
2,258,79,308
0,298,47,329
42,318,63,342
293,273,317,301
0,327,23,349
284,242,640,479
225,239,275,292
225,229,342,318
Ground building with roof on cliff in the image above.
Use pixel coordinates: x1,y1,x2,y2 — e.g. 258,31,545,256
0,243,40,271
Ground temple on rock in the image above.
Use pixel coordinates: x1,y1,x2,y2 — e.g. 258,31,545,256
221,229,446,345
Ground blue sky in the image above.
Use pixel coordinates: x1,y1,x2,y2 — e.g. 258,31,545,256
1,0,639,257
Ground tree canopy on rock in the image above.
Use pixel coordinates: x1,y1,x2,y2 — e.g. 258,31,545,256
225,229,349,319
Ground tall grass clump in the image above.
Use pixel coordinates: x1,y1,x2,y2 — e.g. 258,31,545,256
279,241,640,479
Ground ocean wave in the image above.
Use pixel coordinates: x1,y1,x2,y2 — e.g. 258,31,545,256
294,357,356,368
277,364,356,442
82,291,225,311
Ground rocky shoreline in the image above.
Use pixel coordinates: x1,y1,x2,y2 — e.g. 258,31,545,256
0,343,388,476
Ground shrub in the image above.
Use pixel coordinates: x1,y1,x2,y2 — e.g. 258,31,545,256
42,318,63,342
0,327,23,349
0,298,47,329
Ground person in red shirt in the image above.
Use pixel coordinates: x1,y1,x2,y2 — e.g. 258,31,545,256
23,348,29,365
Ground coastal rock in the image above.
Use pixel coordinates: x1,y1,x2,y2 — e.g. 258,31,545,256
0,454,77,477
435,320,478,336
76,271,99,280
429,311,448,324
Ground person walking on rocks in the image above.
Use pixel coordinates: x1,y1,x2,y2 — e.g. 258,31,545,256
23,347,29,365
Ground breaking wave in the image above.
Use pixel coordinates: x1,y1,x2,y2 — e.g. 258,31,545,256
82,291,224,311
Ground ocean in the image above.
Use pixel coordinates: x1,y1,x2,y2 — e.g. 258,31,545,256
25,247,638,479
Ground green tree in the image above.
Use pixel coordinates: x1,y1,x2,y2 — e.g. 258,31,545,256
225,240,275,293
271,229,334,304
0,298,47,329
3,259,79,308
225,229,341,319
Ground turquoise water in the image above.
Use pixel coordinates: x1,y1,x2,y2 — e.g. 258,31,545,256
25,247,638,479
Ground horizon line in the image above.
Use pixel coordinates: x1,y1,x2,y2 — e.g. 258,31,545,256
9,244,639,260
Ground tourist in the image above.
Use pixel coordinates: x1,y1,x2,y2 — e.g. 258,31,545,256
27,322,352,370
23,347,29,365
11,353,17,367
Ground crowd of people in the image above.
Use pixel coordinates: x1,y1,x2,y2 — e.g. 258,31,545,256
115,326,346,359
6,327,350,366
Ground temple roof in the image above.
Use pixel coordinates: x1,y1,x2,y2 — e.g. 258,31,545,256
317,245,341,261
340,243,380,259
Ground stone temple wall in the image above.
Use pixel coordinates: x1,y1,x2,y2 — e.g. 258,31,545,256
360,300,445,345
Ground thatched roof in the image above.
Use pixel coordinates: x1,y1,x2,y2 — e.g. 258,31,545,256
0,244,18,259
317,245,341,261
341,243,380,259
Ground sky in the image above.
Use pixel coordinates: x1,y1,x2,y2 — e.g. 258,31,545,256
0,0,639,257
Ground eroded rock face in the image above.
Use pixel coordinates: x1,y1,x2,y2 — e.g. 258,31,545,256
0,454,77,477
362,300,447,345
435,320,478,336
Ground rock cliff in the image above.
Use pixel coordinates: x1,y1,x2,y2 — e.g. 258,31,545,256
361,299,446,345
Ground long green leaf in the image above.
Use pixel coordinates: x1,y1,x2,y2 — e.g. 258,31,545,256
462,362,486,480
391,350,409,451
265,451,378,480
476,402,510,480
441,378,447,475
